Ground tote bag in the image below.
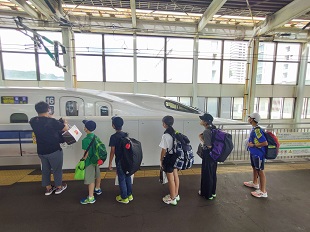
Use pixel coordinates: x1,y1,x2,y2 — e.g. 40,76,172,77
74,160,85,180
62,125,82,145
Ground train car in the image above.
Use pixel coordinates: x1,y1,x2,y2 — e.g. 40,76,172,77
0,87,245,169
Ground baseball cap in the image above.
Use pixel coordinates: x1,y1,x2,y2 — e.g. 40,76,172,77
112,116,124,129
199,113,213,124
248,112,261,123
82,120,96,131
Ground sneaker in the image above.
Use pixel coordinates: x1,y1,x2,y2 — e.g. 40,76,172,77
94,188,102,195
198,190,201,196
163,196,177,206
208,196,214,200
116,195,129,204
244,181,259,189
128,194,134,201
212,194,217,198
251,190,268,198
80,196,96,204
45,186,56,196
55,183,67,195
163,194,180,201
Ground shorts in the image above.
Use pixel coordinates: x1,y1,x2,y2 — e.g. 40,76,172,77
250,154,265,171
84,164,101,185
162,153,177,173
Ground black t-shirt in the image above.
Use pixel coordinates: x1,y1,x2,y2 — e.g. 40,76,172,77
109,131,127,163
29,116,65,155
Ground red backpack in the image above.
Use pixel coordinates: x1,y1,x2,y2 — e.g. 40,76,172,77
260,129,280,159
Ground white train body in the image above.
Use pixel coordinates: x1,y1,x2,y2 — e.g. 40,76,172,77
0,87,243,169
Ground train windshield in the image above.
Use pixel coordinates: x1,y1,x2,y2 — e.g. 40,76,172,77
164,100,200,114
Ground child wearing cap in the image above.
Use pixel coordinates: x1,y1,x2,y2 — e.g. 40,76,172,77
80,120,103,204
108,116,133,204
244,113,268,198
198,113,218,200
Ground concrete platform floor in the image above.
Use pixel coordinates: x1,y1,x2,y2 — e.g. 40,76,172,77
0,162,309,232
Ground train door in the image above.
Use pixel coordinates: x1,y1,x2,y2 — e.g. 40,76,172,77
59,97,85,116
95,101,112,116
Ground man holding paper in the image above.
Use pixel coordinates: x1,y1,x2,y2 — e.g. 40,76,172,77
29,101,69,196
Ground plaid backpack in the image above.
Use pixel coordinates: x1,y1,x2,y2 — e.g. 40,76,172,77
171,132,194,170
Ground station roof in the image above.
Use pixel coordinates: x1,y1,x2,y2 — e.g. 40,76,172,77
0,0,309,41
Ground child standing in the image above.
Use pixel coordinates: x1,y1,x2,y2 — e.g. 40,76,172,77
80,120,103,204
159,115,180,206
108,116,133,204
198,113,217,200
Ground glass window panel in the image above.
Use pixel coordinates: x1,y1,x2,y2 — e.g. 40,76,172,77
197,97,206,112
301,98,306,119
76,55,103,81
179,97,191,106
271,98,283,119
0,28,34,52
104,34,133,56
167,97,178,101
220,97,231,119
39,54,64,80
307,98,310,119
256,62,273,84
166,38,193,58
276,43,300,62
274,62,298,85
75,33,102,54
258,98,270,119
207,98,218,117
222,60,246,84
106,57,133,82
38,31,63,53
167,59,192,83
2,53,36,80
223,41,248,60
137,58,164,82
254,98,259,112
306,63,310,85
233,97,243,120
197,60,221,83
198,40,222,59
283,98,294,119
258,42,275,61
136,36,165,57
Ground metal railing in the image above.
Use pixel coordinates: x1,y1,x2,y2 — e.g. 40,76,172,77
218,123,310,161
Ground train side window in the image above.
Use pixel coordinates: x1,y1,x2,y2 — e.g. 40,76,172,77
10,113,28,123
66,101,79,116
100,106,109,116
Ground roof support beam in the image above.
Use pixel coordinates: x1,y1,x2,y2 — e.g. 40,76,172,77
197,0,227,32
28,0,67,21
10,0,41,19
130,0,137,28
257,0,310,36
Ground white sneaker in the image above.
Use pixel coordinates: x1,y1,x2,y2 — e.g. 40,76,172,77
244,181,259,189
163,196,177,205
251,190,268,198
163,194,180,201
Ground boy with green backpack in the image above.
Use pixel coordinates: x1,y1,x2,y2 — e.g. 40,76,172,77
80,120,107,204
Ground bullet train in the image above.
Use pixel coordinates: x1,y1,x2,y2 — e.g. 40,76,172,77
0,87,248,169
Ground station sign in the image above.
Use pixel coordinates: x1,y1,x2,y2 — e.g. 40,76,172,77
277,132,310,156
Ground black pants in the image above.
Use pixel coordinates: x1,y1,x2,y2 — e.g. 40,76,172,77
200,150,217,199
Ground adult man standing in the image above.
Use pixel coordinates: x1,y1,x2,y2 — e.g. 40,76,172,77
29,101,69,195
244,112,268,198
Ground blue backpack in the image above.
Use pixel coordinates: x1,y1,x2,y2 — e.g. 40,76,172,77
210,128,234,162
171,132,194,170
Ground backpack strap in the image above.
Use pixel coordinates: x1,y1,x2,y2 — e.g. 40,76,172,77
81,135,96,160
164,131,176,155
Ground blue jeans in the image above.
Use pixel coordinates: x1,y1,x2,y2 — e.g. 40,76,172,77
116,161,132,199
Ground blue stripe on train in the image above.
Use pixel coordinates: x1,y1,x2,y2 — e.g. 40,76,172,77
0,131,33,139
0,140,33,144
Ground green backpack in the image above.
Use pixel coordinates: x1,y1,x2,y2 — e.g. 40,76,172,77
89,135,107,165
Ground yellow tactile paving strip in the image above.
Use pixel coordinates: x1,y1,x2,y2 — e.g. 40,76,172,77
0,162,309,186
